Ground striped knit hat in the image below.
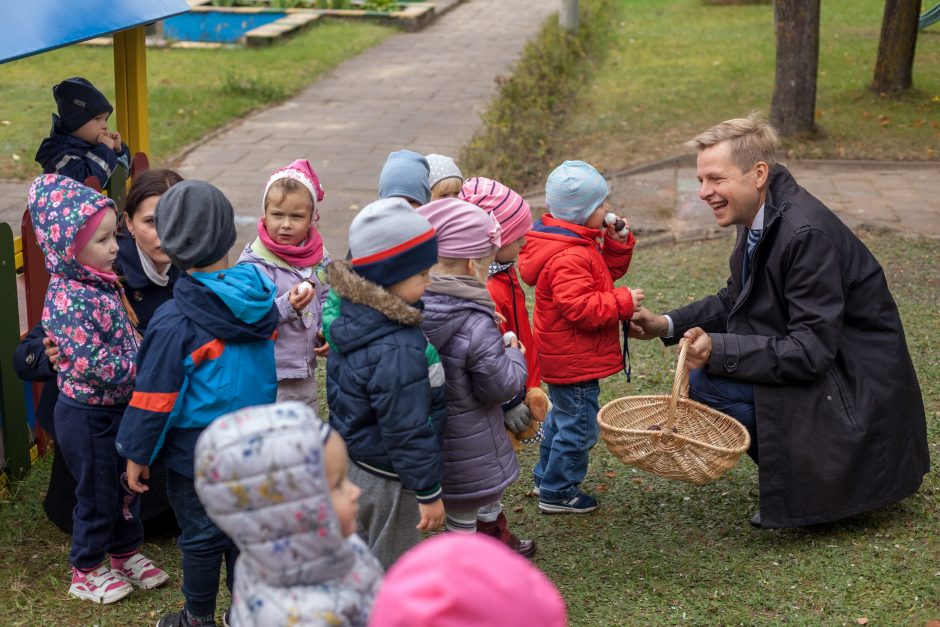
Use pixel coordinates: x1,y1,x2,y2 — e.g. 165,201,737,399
349,197,438,287
459,177,532,245
545,160,609,225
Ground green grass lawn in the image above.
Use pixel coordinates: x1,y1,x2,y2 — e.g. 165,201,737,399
0,234,936,625
0,20,392,180
560,0,940,173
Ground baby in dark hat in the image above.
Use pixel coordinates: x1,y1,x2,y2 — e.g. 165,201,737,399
34,77,130,188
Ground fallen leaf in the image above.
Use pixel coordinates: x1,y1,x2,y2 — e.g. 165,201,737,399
632,478,644,485
0,120,10,125
596,482,609,493
605,470,617,478
856,618,868,625
924,621,940,627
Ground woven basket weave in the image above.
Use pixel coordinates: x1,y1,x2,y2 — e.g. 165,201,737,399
597,339,751,484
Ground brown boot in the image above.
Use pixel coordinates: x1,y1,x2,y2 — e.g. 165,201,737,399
476,513,537,559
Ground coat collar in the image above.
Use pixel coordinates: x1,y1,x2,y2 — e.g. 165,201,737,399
325,261,423,327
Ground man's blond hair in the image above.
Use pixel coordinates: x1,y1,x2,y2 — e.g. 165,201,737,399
686,111,779,172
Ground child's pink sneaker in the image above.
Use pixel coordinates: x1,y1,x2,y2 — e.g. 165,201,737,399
69,564,133,604
111,552,169,590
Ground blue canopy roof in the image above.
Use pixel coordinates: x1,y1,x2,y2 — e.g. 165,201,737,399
0,0,190,64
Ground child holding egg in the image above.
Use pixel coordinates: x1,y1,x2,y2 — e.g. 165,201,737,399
238,159,332,408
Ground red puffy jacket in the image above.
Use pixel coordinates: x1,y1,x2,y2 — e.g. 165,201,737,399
487,266,541,390
517,215,636,384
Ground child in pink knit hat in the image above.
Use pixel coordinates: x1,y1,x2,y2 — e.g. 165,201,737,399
460,177,549,453
417,198,536,558
368,533,567,627
238,158,331,409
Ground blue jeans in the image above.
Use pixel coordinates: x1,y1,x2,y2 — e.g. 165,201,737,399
688,368,759,464
166,470,238,619
533,380,600,501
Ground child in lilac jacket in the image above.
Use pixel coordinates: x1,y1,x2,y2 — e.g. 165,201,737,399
238,159,331,409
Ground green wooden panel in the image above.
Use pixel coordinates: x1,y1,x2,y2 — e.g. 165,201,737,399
0,222,31,479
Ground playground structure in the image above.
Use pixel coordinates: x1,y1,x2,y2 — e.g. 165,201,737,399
0,0,190,491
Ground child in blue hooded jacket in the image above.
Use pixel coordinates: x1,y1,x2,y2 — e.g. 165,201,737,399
116,180,279,627
28,174,168,605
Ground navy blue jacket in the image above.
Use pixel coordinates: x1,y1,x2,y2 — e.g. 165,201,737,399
323,262,447,503
116,266,278,478
35,119,130,186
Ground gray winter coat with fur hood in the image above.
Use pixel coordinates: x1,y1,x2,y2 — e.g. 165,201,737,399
421,274,528,509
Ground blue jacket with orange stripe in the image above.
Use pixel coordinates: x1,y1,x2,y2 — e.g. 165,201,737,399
116,265,279,478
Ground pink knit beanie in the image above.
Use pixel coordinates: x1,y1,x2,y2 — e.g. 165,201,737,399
368,534,568,627
417,198,501,259
263,158,325,211
459,177,533,246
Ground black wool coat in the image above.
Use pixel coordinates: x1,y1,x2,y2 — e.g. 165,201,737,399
666,165,929,528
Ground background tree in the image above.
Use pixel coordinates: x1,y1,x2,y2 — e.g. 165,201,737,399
770,0,821,136
871,0,923,94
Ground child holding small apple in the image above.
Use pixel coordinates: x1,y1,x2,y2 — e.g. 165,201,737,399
238,159,332,409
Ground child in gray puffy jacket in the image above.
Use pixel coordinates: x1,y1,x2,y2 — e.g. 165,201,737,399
194,402,383,627
416,198,535,558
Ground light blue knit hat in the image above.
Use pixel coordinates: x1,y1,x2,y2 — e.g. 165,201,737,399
544,160,609,225
378,150,431,206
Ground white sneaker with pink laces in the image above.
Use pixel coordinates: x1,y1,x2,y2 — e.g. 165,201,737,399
111,552,169,590
69,564,134,604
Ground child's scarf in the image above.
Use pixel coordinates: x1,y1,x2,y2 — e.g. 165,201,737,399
256,217,324,268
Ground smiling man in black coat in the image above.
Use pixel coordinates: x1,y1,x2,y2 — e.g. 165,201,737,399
629,113,929,528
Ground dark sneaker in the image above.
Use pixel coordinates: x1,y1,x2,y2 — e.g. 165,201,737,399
538,491,598,514
156,610,216,627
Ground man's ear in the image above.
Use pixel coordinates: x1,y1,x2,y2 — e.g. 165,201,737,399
753,161,770,189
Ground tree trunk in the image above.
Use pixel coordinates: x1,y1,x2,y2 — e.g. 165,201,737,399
770,0,820,136
871,0,922,94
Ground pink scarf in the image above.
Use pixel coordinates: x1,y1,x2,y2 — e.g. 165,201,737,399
256,217,324,268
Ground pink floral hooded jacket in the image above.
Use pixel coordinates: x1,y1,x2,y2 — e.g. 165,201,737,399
28,174,138,406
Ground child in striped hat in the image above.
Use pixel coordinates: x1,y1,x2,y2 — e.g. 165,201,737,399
460,177,549,451
322,197,448,569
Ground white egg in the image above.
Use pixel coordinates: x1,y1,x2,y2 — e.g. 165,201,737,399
297,282,313,295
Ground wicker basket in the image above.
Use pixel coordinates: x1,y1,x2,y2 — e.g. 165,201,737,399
597,339,751,484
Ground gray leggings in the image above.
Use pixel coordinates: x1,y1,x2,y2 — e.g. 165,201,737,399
445,501,503,533
348,464,420,569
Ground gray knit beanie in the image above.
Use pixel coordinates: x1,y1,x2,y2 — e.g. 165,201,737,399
155,180,236,270
425,153,463,189
378,150,431,206
349,197,438,287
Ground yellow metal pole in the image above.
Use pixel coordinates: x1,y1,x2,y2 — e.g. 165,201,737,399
112,26,149,157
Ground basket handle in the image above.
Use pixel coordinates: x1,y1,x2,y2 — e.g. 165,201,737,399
665,338,692,431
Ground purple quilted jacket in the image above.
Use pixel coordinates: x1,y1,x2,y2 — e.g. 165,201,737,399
420,275,527,509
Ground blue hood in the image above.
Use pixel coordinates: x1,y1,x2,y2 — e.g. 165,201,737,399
174,265,278,342
34,120,92,170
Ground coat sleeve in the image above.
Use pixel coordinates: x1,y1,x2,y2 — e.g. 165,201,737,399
466,315,528,406
366,343,443,502
548,251,635,330
54,143,123,186
13,324,56,382
665,277,734,343
602,231,635,281
116,320,188,466
707,227,845,384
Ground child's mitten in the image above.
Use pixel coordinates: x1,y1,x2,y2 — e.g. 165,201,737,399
504,403,534,436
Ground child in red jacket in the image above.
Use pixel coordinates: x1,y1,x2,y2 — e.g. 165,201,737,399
518,161,643,513
460,177,549,448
